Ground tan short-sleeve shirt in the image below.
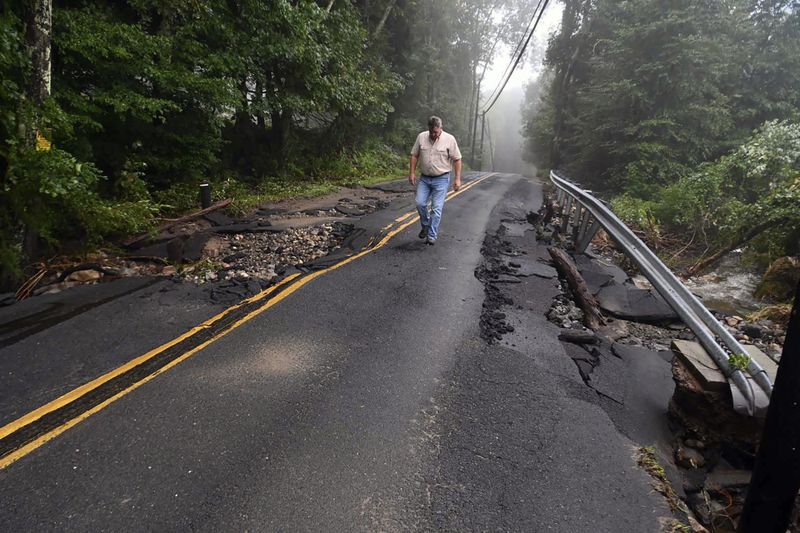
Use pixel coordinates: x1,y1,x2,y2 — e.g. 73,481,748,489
411,130,462,177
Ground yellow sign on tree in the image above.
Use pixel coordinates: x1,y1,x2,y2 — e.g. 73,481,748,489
36,130,51,151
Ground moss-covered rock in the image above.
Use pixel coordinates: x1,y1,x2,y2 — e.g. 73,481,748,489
755,256,800,301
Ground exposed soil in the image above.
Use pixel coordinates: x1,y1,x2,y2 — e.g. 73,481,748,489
5,182,411,306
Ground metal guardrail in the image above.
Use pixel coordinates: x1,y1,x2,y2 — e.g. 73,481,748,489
549,170,773,417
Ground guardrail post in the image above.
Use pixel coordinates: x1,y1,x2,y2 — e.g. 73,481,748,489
571,204,580,243
575,208,591,248
560,195,573,235
575,219,600,253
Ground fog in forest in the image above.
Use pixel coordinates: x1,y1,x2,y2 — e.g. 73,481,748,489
477,1,562,177
482,85,536,176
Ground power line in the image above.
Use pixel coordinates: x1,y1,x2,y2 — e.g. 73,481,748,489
481,0,550,115
481,0,544,108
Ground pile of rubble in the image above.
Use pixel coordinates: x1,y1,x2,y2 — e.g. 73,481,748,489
183,223,349,284
3,221,352,305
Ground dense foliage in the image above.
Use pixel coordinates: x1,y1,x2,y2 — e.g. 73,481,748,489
1,0,527,287
523,0,800,269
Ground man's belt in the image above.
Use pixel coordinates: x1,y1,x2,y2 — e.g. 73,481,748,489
423,172,450,178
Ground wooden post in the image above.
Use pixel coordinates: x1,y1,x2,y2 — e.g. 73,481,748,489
739,281,800,532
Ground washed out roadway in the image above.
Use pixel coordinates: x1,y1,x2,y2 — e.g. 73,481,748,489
0,172,667,531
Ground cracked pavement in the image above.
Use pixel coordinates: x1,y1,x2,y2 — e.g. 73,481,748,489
1,173,671,531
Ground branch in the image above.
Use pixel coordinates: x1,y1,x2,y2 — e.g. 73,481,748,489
123,199,233,248
685,217,786,277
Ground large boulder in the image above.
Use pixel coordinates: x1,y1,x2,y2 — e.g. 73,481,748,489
755,256,799,301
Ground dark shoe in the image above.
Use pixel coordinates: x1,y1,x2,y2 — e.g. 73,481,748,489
418,226,428,239
426,238,435,246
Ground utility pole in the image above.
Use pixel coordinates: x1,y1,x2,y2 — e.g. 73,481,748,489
477,112,486,170
739,282,800,532
469,80,481,167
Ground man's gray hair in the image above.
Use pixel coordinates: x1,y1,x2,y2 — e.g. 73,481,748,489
428,116,442,129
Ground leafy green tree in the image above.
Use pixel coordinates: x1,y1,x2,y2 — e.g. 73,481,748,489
524,0,800,194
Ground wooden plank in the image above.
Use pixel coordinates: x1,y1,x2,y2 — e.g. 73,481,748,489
671,339,728,391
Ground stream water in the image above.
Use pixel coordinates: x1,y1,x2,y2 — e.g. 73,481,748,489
682,251,762,316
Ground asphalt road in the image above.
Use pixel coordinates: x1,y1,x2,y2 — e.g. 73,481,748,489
0,172,669,531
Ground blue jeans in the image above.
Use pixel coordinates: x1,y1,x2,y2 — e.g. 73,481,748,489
416,173,450,241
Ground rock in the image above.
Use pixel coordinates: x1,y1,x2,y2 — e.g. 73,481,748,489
741,323,763,339
161,266,177,276
725,316,742,327
202,236,225,258
66,269,102,283
755,256,800,301
675,446,706,469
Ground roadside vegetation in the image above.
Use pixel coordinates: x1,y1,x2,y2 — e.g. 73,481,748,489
522,0,800,305
0,0,535,291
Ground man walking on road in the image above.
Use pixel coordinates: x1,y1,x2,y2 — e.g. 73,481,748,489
409,116,462,245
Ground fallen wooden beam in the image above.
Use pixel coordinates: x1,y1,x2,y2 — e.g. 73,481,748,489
548,247,605,330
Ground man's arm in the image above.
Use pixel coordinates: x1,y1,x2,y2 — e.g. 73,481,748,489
409,154,418,185
453,159,462,191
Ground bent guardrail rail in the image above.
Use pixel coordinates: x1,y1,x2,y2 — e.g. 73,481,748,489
549,170,773,417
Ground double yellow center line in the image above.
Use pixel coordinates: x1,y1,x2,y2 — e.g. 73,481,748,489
0,173,496,469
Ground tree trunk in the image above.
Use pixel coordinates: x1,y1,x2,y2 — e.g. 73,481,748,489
26,0,52,107
271,110,292,167
548,247,605,330
686,218,785,277
22,0,52,263
371,0,397,38
255,79,265,129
